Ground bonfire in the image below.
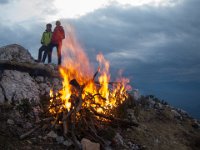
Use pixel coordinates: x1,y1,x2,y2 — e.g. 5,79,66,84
20,26,138,149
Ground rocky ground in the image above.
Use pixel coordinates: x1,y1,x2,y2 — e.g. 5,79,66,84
0,95,200,150
0,44,200,150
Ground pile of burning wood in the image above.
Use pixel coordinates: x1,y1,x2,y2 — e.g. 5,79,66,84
45,62,138,149
19,61,138,149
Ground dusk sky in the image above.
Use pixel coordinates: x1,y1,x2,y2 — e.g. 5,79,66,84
0,0,200,118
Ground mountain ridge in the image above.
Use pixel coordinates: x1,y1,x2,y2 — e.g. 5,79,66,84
0,44,199,150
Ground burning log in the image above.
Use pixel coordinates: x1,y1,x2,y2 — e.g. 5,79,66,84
51,113,63,128
70,79,81,90
62,111,68,135
93,66,100,80
71,111,82,150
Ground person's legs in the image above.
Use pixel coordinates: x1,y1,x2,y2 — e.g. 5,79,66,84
47,44,53,63
38,45,47,62
42,44,52,63
42,49,48,63
57,42,62,65
47,43,58,63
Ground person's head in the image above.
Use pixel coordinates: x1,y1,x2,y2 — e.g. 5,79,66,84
46,23,52,31
56,20,61,26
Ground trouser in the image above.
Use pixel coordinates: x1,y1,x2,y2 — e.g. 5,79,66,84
42,42,62,65
38,45,48,62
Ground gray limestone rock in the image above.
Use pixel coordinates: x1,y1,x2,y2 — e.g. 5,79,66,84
0,70,40,104
0,44,58,104
0,44,34,63
81,138,100,150
39,83,51,96
34,76,44,83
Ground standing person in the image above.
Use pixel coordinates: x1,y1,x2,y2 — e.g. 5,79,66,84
47,20,65,65
37,23,52,62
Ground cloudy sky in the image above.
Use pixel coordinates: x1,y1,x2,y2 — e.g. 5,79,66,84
0,0,200,118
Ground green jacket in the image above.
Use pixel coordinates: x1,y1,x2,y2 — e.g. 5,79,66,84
41,30,52,46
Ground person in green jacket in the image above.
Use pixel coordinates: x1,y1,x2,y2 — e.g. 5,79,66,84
37,23,52,62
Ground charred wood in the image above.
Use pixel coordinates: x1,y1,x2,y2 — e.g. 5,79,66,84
90,107,139,127
19,117,54,140
20,124,41,140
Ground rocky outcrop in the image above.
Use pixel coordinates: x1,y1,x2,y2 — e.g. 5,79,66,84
0,70,40,103
0,44,61,104
0,44,34,63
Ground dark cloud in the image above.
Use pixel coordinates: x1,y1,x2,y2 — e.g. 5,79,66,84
0,22,43,58
0,0,9,4
61,0,200,118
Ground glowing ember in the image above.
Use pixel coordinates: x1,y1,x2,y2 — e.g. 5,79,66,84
49,25,131,117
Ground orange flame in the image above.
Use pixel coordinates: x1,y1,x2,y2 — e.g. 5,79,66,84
49,24,131,116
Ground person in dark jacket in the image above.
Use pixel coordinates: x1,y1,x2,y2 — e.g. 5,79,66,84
47,20,65,65
37,23,52,62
